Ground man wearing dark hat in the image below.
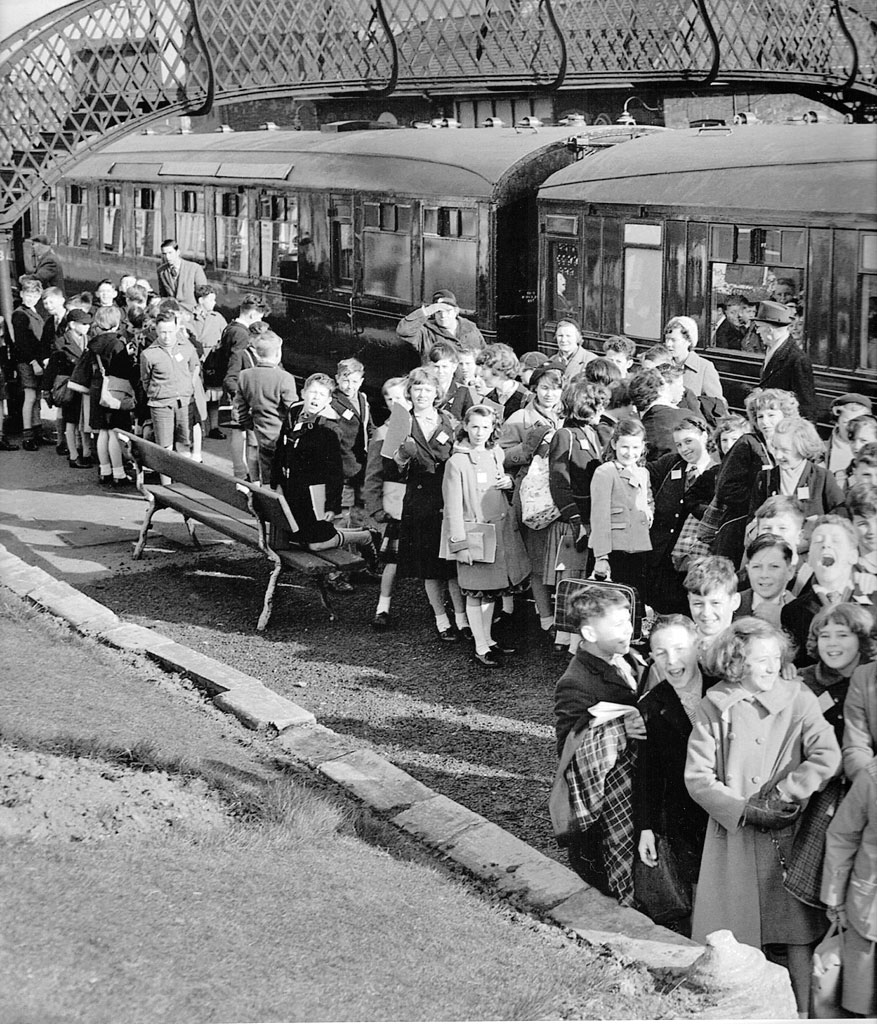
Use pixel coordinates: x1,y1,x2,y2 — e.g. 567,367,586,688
755,299,817,422
29,235,65,293
396,289,485,361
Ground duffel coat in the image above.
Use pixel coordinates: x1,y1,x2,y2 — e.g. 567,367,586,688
685,676,841,947
440,441,530,591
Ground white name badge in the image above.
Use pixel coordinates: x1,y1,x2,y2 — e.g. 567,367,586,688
579,439,591,451
435,431,449,445
797,486,811,501
292,422,302,432
342,408,354,420
817,691,835,713
761,464,772,472
476,472,488,483
671,469,683,480
174,352,184,362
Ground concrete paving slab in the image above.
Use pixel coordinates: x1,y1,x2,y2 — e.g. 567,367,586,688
275,724,361,765
318,747,434,812
213,683,315,731
391,794,487,847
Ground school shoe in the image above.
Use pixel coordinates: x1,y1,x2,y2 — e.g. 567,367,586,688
371,611,391,631
327,572,354,592
22,437,40,452
98,474,114,487
207,428,226,440
56,441,69,456
472,650,501,668
437,626,458,642
68,457,91,469
35,433,55,446
491,640,517,655
111,476,136,490
0,439,20,451
457,626,474,642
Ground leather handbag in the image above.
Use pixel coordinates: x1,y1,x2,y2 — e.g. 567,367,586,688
96,354,135,411
50,374,74,407
633,835,692,925
809,922,845,1019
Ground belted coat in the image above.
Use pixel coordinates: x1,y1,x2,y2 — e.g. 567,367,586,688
685,676,840,947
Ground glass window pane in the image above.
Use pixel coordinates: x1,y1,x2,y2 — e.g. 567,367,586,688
549,240,581,321
333,222,353,286
380,203,395,231
708,262,763,351
624,223,662,246
363,232,411,300
396,206,412,233
861,234,877,272
364,203,379,228
133,188,161,257
623,247,662,339
99,188,123,254
175,188,205,260
781,229,804,267
710,224,735,262
423,237,476,310
737,228,753,265
258,193,297,281
423,208,438,235
460,208,477,238
546,215,577,236
861,273,877,370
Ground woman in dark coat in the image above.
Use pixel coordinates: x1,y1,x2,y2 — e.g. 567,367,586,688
394,365,466,640
646,416,719,614
710,387,798,563
635,615,709,934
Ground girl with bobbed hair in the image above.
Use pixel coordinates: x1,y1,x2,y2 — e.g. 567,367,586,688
545,379,610,652
475,343,529,419
708,387,799,565
685,617,841,1013
749,416,844,520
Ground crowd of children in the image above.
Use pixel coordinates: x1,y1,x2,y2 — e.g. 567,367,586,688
3,277,875,1015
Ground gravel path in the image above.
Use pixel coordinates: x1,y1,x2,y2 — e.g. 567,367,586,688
81,548,567,861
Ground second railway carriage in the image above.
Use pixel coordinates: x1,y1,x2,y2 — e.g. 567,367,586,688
41,123,610,386
537,123,877,421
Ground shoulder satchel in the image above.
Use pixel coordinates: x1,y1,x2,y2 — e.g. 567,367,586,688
519,428,574,530
96,353,135,412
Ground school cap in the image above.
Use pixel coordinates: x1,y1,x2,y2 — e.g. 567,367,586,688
65,309,92,324
432,289,458,306
831,393,872,411
519,351,549,370
752,300,794,325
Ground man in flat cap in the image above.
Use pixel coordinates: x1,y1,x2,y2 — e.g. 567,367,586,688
396,289,485,361
755,300,817,422
29,235,65,293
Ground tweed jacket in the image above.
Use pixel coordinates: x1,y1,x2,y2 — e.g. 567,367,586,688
681,350,723,400
759,337,817,422
821,757,877,941
32,249,65,292
157,257,207,311
589,461,654,558
843,662,877,781
546,344,595,382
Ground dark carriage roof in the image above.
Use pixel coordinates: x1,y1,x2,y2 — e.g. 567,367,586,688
67,125,598,201
538,124,877,218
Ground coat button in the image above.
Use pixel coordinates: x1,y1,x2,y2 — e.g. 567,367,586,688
751,776,760,784
755,737,764,745
728,731,735,739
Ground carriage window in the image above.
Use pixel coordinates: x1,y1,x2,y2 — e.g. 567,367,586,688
860,234,877,370
423,206,476,239
36,190,58,245
330,199,353,288
623,223,662,340
708,261,803,351
363,203,412,301
98,186,123,254
258,194,298,282
545,215,577,236
174,188,206,261
215,190,248,273
133,187,161,258
66,184,89,247
709,225,804,267
548,240,581,321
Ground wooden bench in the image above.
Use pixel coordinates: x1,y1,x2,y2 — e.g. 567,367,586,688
117,432,364,629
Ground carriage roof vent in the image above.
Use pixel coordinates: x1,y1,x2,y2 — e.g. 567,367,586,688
214,124,234,133
431,117,461,128
481,117,505,128
515,116,543,129
260,122,279,131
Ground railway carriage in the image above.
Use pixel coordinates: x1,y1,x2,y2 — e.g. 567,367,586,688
36,124,592,387
537,123,877,420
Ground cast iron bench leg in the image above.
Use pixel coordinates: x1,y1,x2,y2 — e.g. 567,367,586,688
133,496,157,559
316,577,337,622
257,550,283,631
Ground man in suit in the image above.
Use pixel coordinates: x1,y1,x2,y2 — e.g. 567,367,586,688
755,300,817,422
157,238,207,312
29,235,65,293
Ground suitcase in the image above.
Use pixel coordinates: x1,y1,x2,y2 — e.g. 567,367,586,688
554,577,648,644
